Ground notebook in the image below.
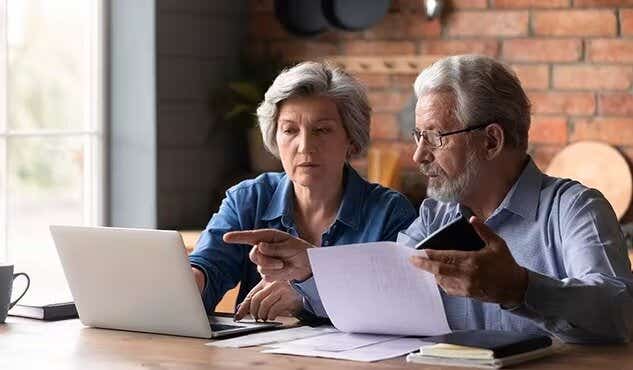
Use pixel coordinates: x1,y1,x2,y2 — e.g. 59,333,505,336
9,301,78,321
406,330,554,368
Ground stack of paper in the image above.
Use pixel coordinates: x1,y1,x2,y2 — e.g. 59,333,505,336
206,326,338,348
262,332,431,362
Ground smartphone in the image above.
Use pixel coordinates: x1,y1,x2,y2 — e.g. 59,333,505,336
415,215,485,251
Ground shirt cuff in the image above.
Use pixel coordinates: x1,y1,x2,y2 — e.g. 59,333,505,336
290,276,328,318
502,269,563,323
190,264,209,293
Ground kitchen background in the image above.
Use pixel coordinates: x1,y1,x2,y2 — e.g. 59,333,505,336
155,0,633,231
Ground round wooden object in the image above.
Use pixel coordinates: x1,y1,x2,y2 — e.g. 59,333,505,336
546,141,632,220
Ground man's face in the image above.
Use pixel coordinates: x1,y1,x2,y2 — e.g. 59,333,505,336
413,92,483,203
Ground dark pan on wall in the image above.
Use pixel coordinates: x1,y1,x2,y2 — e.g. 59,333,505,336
323,0,391,31
274,0,329,37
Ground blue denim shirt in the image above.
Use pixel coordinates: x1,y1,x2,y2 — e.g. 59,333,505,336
188,164,417,314
397,159,633,344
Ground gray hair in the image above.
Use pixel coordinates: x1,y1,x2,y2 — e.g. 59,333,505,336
256,61,370,158
413,54,531,151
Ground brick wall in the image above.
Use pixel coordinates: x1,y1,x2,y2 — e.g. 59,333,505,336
247,0,633,213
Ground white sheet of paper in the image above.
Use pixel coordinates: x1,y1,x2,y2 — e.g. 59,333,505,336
269,332,402,352
263,337,431,362
307,242,451,336
206,326,338,348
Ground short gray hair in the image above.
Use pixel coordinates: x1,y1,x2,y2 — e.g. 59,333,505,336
413,54,531,151
256,61,370,158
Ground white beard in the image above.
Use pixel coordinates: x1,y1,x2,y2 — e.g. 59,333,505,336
422,151,481,203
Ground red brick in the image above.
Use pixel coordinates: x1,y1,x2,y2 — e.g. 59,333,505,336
405,17,443,38
529,116,568,144
511,64,549,90
268,41,338,61
533,10,616,37
370,113,400,139
571,118,633,145
574,0,633,6
353,73,391,89
588,39,633,63
368,91,411,112
450,0,488,9
446,11,529,37
553,65,633,90
528,92,595,115
493,0,569,8
363,14,441,39
529,144,565,171
622,9,633,36
419,40,499,57
599,93,633,116
342,41,415,56
502,39,581,62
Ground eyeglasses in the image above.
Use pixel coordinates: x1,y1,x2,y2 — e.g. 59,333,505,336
411,123,491,148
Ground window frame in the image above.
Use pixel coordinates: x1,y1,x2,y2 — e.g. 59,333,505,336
0,0,108,263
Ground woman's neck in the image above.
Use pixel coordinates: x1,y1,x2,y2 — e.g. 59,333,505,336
292,173,345,245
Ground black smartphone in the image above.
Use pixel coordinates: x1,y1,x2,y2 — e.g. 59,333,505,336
415,215,485,251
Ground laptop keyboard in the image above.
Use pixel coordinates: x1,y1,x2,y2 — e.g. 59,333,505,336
210,323,245,332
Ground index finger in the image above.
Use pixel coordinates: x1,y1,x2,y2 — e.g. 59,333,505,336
223,229,291,245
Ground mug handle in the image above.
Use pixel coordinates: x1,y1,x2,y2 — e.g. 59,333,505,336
8,272,30,310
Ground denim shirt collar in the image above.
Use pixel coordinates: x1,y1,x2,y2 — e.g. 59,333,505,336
495,157,543,221
260,164,365,230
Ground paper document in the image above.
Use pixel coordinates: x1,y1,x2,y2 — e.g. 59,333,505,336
263,337,430,362
272,332,402,352
206,326,338,348
307,242,450,336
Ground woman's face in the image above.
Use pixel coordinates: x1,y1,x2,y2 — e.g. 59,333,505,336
276,95,352,189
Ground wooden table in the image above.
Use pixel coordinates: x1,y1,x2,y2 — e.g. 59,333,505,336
1,317,632,370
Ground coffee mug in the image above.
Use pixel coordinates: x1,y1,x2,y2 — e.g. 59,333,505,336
0,264,30,323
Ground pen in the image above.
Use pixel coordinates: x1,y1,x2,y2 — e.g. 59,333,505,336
233,303,241,322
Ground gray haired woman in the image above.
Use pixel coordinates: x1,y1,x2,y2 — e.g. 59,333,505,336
189,61,416,322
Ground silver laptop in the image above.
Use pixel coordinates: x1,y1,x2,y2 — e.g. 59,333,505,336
50,225,281,338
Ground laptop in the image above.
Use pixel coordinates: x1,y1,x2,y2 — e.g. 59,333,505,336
49,225,281,338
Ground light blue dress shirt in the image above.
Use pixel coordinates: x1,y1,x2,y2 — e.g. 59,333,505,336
397,158,633,343
188,164,416,314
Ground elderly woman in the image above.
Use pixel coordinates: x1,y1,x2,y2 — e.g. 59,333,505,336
189,61,415,322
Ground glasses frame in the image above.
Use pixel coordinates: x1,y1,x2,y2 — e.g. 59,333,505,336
411,122,492,148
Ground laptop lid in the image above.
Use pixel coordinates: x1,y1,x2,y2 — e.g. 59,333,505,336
50,225,214,338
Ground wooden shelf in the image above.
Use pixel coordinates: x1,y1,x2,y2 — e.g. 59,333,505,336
325,55,445,74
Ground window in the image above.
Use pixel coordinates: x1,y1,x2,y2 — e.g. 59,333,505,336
0,0,105,303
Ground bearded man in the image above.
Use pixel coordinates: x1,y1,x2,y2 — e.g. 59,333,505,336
226,55,633,344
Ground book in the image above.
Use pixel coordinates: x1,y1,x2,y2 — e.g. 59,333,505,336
406,346,555,369
420,330,552,359
8,301,78,321
406,330,555,369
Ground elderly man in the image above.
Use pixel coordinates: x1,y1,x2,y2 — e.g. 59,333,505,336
225,55,633,344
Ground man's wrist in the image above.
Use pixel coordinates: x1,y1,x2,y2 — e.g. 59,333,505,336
502,266,528,307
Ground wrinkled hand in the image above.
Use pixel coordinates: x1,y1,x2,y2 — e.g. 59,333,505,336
410,216,528,307
223,229,315,282
234,280,303,321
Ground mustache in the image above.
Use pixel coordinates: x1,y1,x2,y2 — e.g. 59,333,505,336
419,164,440,177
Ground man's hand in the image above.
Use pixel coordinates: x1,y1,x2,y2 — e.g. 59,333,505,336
234,280,303,321
410,216,528,307
223,229,315,282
